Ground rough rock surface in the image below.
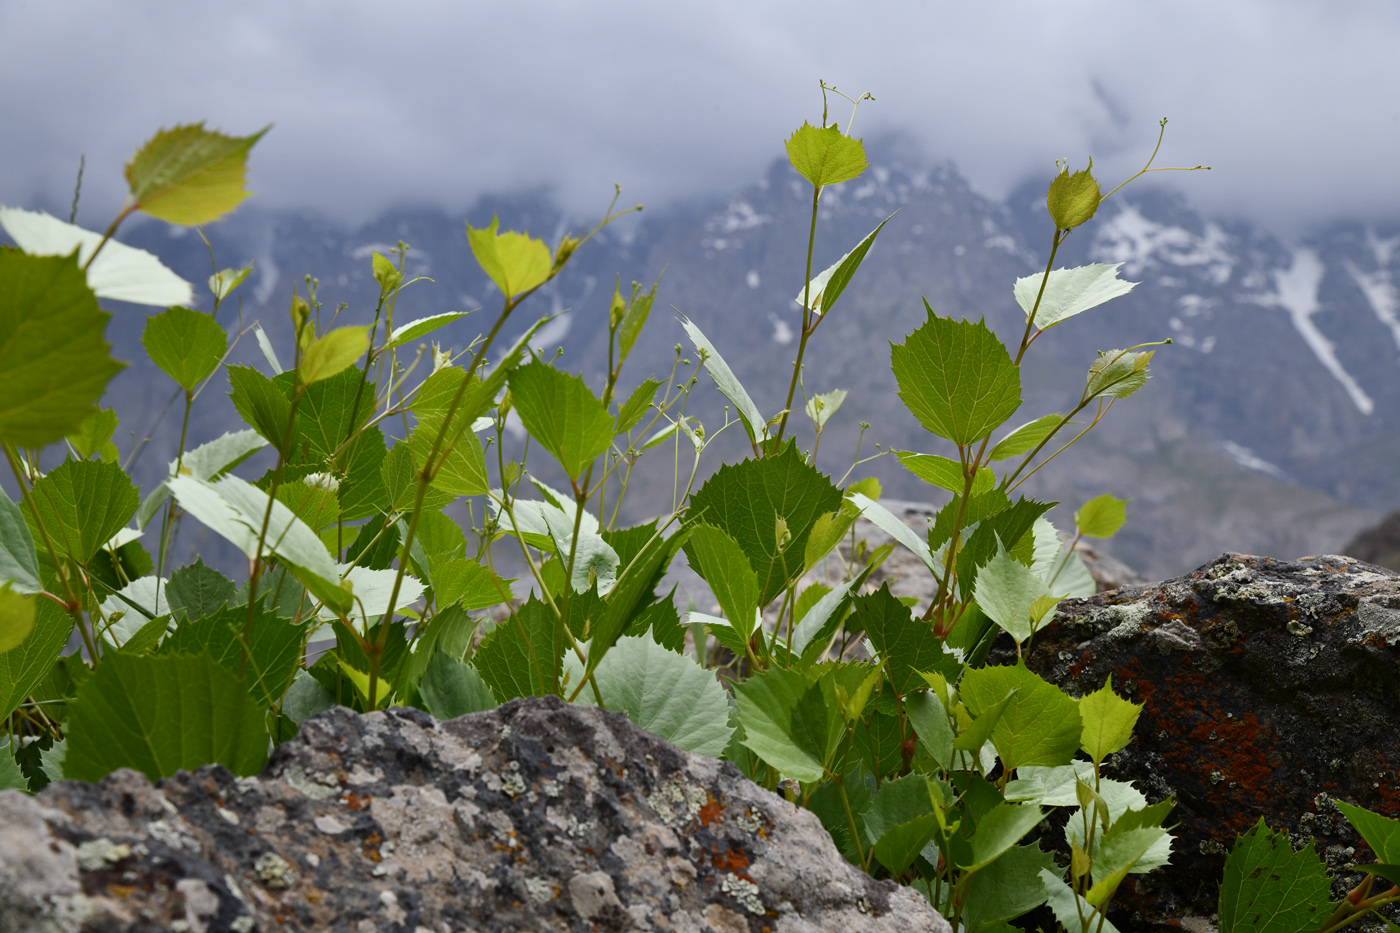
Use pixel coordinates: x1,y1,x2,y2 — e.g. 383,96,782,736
0,696,949,933
1020,553,1400,930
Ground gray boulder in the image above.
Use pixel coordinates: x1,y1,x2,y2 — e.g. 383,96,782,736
1022,553,1400,930
0,696,949,933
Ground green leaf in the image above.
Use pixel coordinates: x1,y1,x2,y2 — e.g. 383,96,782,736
891,308,1021,446
795,216,892,315
1086,349,1155,400
863,775,941,876
1076,494,1129,539
0,207,194,307
1078,675,1142,763
0,747,26,791
1015,263,1136,331
960,661,1082,770
228,365,296,453
1046,163,1102,231
142,306,228,391
616,378,662,434
857,584,955,698
65,651,269,781
973,539,1051,645
281,669,335,726
733,667,831,783
209,263,252,303
507,362,614,480
466,216,551,300
370,252,402,294
0,586,36,653
430,558,514,610
906,690,955,771
961,844,1057,933
962,802,1046,871
687,445,843,606
300,326,370,385
895,451,993,496
0,489,41,595
683,525,759,642
1040,870,1122,933
679,315,765,447
65,406,118,462
0,598,69,720
957,497,1056,600
26,458,139,564
385,312,468,351
928,488,1010,556
589,524,686,668
473,596,561,701
0,249,125,447
1218,820,1332,933
1335,802,1400,882
418,650,497,719
804,389,847,431
803,498,862,573
573,633,734,757
166,473,352,615
791,567,872,661
618,276,661,363
988,414,1065,461
1086,825,1172,907
160,603,302,707
785,122,867,187
125,122,269,225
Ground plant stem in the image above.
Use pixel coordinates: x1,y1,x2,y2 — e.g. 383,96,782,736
774,184,822,445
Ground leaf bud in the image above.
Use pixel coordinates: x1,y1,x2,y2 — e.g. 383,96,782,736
609,277,626,330
1046,160,1101,230
551,233,580,275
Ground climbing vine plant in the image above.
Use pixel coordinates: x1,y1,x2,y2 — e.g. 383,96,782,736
0,91,1394,932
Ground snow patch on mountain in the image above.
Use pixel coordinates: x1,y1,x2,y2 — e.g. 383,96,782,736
1090,203,1235,285
1254,248,1374,415
1221,440,1288,480
1344,260,1400,356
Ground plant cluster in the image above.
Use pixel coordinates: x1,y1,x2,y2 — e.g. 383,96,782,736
0,92,1395,932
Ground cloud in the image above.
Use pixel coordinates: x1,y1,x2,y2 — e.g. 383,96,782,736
3,0,1398,234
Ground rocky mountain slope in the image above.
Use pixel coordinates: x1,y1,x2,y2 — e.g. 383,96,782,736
85,143,1398,579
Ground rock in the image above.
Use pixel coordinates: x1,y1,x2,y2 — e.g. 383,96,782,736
1021,553,1400,931
1343,508,1400,571
0,696,949,933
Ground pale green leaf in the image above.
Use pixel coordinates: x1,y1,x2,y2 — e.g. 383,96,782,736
615,378,662,434
849,492,936,574
785,122,867,187
961,661,1082,770
0,490,41,595
0,207,194,306
896,451,993,496
300,326,370,385
209,263,252,302
805,389,847,430
386,312,468,351
1086,349,1154,400
961,845,1056,933
282,670,335,726
733,666,830,783
0,599,69,720
370,252,402,294
973,539,1051,645
574,633,734,757
0,586,35,653
1014,263,1136,330
66,407,119,461
25,458,139,564
1040,870,1122,933
473,596,560,701
1078,675,1142,763
858,584,956,698
125,123,269,225
1076,494,1129,539
962,802,1045,871
466,216,551,300
0,249,125,446
679,315,765,446
795,216,891,315
136,430,267,529
988,414,1065,461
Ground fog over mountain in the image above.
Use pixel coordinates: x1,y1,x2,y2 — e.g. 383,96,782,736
83,138,1399,580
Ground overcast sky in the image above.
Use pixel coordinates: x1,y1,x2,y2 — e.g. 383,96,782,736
3,0,1398,236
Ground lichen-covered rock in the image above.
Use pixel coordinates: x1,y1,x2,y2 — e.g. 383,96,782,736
1023,553,1400,930
0,696,949,933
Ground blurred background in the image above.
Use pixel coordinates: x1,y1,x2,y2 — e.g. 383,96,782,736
4,0,1400,580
